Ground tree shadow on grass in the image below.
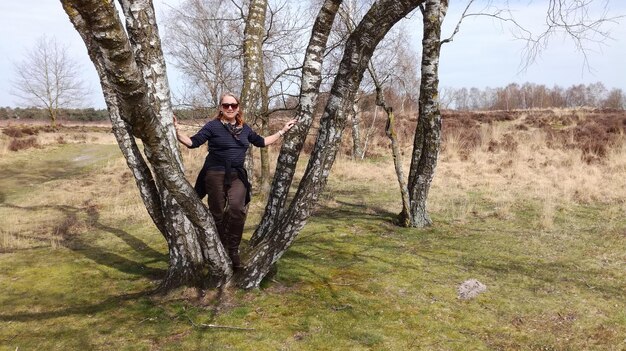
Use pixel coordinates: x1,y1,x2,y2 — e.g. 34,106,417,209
312,199,398,222
281,201,626,302
0,291,147,323
276,199,421,275
0,202,170,322
1,202,166,279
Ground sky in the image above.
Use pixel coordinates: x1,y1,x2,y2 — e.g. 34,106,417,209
431,1,626,93
0,1,624,109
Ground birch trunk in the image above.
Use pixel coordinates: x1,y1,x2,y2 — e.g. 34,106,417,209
405,0,447,227
240,0,268,190
61,0,231,290
350,101,364,159
238,0,424,288
374,93,411,226
250,0,342,245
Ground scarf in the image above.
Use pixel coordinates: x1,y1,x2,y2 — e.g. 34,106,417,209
222,120,243,140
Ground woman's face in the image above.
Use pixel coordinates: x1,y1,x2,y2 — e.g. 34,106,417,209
220,95,239,122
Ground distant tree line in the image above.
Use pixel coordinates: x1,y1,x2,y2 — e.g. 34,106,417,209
2,81,623,124
0,107,109,122
440,82,625,111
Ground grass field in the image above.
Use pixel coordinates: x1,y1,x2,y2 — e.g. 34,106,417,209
1,111,625,350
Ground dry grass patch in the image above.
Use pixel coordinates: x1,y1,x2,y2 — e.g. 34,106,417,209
1,112,625,350
1,123,117,154
429,111,626,225
0,142,124,251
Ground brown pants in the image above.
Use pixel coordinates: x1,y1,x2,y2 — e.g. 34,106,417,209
205,170,247,267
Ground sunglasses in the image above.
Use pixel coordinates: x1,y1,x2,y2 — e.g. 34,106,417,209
221,103,239,110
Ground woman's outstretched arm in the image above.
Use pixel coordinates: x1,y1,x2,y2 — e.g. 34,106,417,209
264,119,297,146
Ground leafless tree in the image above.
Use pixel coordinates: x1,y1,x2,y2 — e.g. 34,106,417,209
401,0,621,227
62,0,424,290
442,0,622,71
565,83,587,107
439,86,455,109
11,35,89,127
328,0,418,160
162,0,243,108
602,88,625,109
437,82,622,110
402,0,448,227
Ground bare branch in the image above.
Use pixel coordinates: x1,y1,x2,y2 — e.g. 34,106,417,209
440,0,476,45
442,0,624,72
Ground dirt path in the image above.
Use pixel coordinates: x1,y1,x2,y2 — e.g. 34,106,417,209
0,143,120,203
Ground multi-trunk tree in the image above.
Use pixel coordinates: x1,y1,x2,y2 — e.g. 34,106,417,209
60,0,614,290
61,0,425,290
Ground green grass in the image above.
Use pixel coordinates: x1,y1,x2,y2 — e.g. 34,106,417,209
1,142,625,350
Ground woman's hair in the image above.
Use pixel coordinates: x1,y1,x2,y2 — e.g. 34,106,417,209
214,92,244,126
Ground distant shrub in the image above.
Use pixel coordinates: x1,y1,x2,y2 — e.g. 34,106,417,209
71,134,88,142
3,126,24,138
40,125,60,133
487,133,518,153
8,137,40,151
2,125,41,138
20,126,39,135
575,123,612,162
0,107,9,120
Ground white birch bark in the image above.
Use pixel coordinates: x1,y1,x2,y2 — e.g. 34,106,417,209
250,0,342,246
240,0,268,188
238,0,424,288
406,0,447,227
62,0,231,290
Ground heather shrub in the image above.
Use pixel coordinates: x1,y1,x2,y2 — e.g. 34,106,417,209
8,137,40,151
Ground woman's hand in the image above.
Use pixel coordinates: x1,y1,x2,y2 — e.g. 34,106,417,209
173,114,193,147
265,119,298,145
281,119,297,134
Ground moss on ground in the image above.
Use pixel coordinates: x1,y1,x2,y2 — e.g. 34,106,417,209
1,143,625,350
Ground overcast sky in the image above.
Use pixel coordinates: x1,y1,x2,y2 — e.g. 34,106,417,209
0,1,624,109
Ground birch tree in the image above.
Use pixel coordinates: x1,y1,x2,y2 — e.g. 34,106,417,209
240,0,269,190
404,0,447,227
327,0,415,160
402,0,620,227
61,0,424,290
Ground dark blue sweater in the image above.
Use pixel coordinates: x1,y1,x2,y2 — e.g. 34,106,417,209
188,119,265,202
189,119,265,170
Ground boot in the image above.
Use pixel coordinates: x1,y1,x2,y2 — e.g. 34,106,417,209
228,249,243,271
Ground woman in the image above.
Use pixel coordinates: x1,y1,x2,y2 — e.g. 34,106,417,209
175,93,296,270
